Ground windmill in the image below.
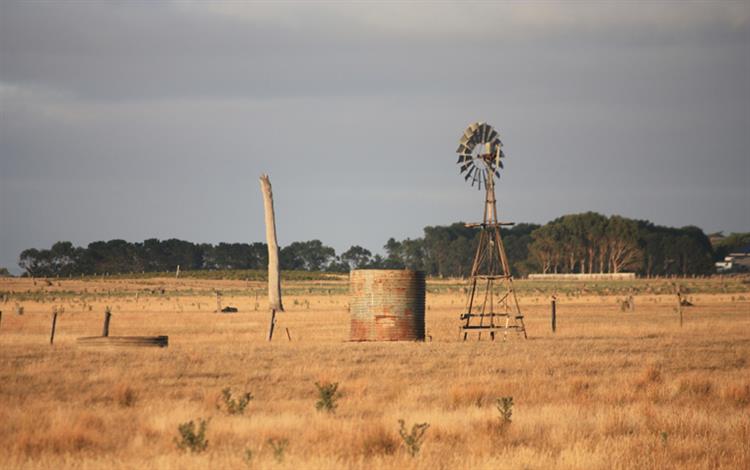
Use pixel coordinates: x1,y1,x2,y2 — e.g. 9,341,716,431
456,122,527,340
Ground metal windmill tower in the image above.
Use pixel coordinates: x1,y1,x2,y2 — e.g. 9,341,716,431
456,122,527,340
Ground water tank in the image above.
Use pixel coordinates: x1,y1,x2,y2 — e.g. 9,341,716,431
349,269,425,341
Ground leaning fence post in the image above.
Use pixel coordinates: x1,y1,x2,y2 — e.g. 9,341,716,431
50,310,58,345
268,309,276,341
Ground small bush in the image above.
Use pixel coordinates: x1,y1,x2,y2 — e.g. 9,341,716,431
175,418,209,453
267,438,289,462
314,381,340,413
243,448,253,467
114,384,138,408
449,384,489,409
722,383,750,406
496,396,513,424
218,387,253,415
677,378,713,397
359,425,399,456
635,365,663,388
398,419,429,457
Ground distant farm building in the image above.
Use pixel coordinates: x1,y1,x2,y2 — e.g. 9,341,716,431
716,244,750,273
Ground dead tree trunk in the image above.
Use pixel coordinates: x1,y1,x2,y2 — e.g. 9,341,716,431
260,175,283,340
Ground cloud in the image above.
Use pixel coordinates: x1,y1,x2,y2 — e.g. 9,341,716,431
177,1,749,42
1,1,747,102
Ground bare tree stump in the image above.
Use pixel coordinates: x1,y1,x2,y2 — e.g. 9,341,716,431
260,174,284,342
260,175,283,312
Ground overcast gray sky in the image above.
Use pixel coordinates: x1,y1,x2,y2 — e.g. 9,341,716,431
1,1,748,273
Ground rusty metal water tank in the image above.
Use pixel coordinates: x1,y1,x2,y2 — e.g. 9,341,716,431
349,269,425,341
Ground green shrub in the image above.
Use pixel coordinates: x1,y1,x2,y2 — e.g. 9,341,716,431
496,396,513,424
243,448,253,466
218,387,253,415
398,419,429,457
175,418,209,453
267,438,289,462
314,381,340,413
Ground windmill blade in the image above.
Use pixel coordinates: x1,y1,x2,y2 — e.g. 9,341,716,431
464,166,476,181
482,124,490,143
460,161,475,173
486,128,498,142
463,123,479,140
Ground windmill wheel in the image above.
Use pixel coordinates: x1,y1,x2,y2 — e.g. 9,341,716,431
456,122,505,189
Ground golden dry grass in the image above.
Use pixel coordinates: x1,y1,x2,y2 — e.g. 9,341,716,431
0,276,748,469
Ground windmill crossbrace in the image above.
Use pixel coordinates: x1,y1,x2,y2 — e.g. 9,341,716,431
464,222,515,228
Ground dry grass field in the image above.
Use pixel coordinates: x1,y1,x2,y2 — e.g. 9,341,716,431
1,275,748,469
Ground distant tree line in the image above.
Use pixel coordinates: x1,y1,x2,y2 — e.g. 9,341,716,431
17,213,730,278
712,232,750,260
527,213,715,276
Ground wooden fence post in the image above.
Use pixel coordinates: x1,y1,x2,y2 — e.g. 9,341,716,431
102,308,112,337
267,309,276,341
551,296,557,333
50,311,58,345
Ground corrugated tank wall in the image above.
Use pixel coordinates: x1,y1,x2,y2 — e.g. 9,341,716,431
349,269,425,341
